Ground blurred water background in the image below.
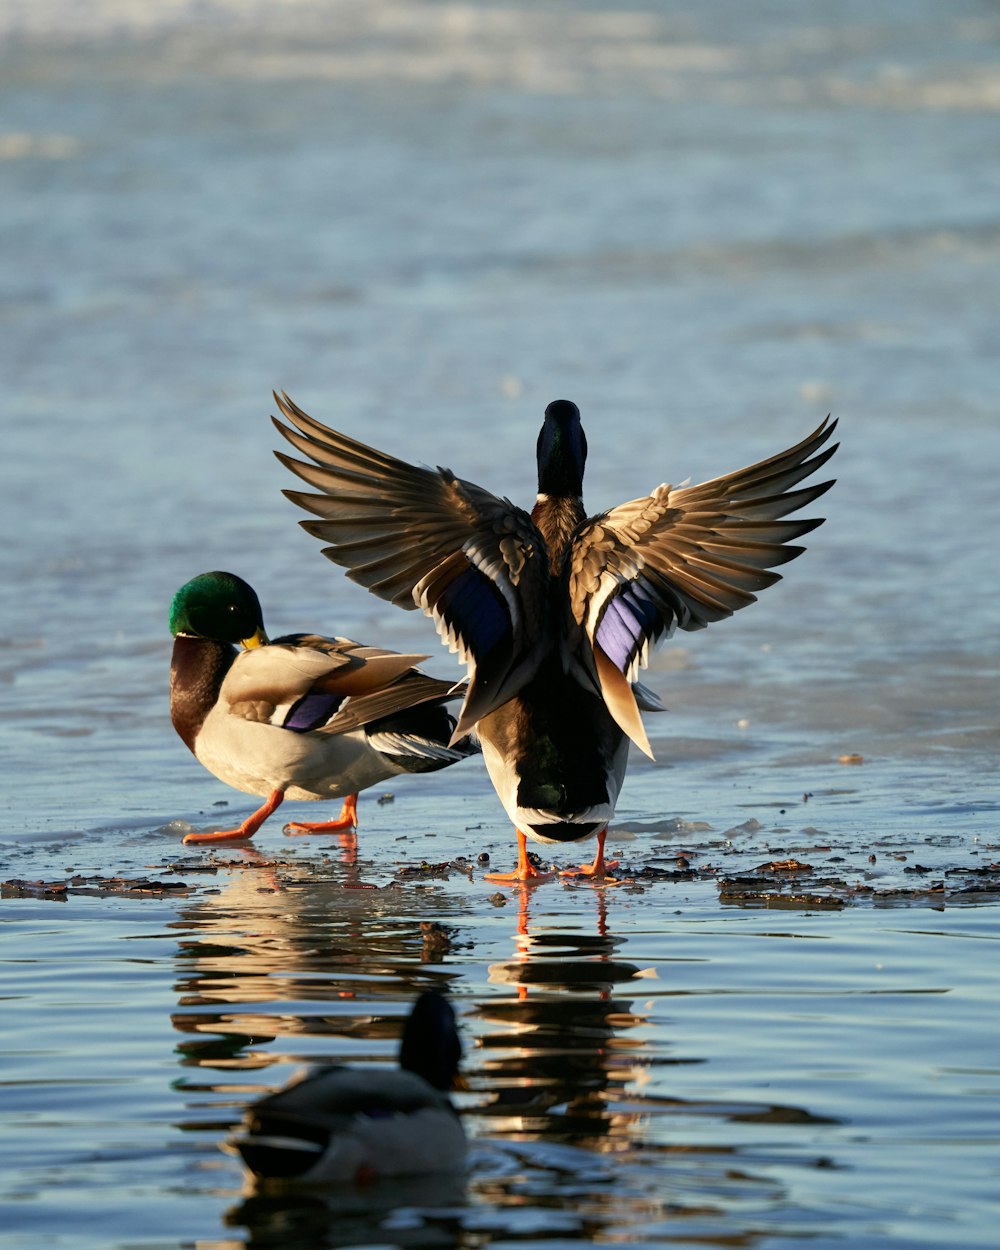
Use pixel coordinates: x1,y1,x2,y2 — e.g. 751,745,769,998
1,2,998,1248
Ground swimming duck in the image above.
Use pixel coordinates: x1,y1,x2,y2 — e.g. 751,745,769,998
271,397,838,881
169,571,475,845
227,990,466,1184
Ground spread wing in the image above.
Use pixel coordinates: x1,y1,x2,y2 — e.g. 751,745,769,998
272,392,549,739
568,417,838,755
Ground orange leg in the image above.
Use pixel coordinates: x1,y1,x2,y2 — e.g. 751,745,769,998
559,827,619,881
284,793,359,836
182,789,284,845
515,887,531,997
484,829,556,885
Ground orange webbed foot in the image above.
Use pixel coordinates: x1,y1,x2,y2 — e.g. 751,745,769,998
557,830,619,881
283,794,359,836
558,859,620,882
483,829,556,885
182,789,284,845
183,827,256,845
483,865,556,885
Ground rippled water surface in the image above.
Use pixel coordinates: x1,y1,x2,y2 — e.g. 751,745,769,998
2,2,999,1247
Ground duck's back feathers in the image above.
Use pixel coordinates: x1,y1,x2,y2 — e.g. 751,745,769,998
217,641,473,771
261,644,455,735
232,1068,464,1184
231,635,430,703
247,1065,454,1128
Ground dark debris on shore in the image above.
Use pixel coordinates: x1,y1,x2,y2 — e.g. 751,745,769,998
4,848,998,909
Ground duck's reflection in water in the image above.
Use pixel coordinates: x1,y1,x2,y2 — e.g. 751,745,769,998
468,887,837,1246
170,868,837,1248
475,887,655,1150
169,863,474,1245
225,1172,469,1250
168,861,468,1097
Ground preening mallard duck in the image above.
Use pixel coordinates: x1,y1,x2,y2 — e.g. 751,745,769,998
227,990,466,1184
272,397,838,881
169,571,475,845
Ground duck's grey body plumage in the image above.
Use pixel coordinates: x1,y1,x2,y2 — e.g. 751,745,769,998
228,991,466,1184
272,397,837,878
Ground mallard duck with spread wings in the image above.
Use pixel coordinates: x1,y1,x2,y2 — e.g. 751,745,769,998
169,571,475,845
272,398,837,882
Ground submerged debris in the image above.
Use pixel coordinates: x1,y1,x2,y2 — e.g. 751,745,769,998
6,814,996,913
2,878,69,899
2,874,192,900
420,920,470,959
395,859,459,879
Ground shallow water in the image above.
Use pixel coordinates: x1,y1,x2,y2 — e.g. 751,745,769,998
4,828,1000,1250
2,2,999,1247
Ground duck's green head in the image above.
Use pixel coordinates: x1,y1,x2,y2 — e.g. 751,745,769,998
537,399,587,498
399,991,462,1091
169,571,268,648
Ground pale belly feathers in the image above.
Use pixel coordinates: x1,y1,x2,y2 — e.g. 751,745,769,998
194,704,403,801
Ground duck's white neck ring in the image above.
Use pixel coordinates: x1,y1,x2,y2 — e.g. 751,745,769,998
535,492,583,505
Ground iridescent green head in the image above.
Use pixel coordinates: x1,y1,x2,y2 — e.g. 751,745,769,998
169,571,268,648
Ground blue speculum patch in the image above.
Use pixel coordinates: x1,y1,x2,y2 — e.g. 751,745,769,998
439,565,509,655
596,581,663,671
283,692,344,732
